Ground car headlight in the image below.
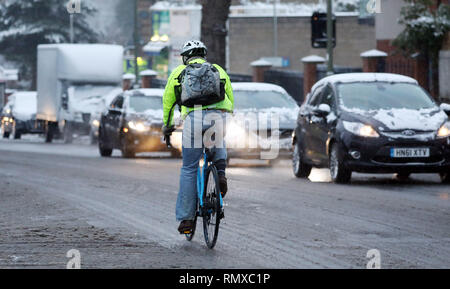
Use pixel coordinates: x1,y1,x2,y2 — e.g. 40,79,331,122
226,121,248,142
437,122,450,138
343,121,379,138
128,121,148,132
92,119,100,127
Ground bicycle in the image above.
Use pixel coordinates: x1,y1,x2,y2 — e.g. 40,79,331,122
165,135,224,249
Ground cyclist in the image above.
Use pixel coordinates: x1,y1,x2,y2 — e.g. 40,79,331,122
162,40,234,234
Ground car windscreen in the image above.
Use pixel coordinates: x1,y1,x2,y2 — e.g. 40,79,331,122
128,95,162,113
337,82,436,111
72,85,117,100
234,90,297,109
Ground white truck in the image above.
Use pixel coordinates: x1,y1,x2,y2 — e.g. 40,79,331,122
36,44,123,143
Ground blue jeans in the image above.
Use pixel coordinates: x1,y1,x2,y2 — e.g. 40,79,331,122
176,109,227,221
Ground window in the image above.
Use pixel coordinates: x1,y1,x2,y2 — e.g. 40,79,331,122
319,85,336,110
308,85,323,107
110,95,124,109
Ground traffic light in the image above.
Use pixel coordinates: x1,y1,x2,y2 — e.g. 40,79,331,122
311,12,336,49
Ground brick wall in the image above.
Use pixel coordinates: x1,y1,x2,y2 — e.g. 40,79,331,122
228,15,375,75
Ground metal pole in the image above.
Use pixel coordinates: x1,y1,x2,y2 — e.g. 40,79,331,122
70,14,74,43
273,0,278,57
326,0,334,74
134,0,139,84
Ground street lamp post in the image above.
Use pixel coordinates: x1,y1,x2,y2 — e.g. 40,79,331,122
273,0,278,57
134,0,140,84
70,14,74,43
326,0,334,74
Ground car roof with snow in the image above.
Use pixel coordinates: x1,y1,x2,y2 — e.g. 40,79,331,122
125,88,164,97
311,73,418,92
231,82,288,94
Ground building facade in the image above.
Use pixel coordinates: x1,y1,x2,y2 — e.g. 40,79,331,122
228,13,376,75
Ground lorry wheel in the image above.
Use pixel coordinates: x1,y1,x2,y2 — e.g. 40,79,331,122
45,122,54,143
13,125,21,139
45,131,53,143
3,131,10,139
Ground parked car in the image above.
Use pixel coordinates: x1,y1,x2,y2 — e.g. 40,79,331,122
226,82,299,162
98,88,180,158
292,73,450,183
1,91,43,139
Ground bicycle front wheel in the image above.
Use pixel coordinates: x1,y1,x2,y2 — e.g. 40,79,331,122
202,165,221,249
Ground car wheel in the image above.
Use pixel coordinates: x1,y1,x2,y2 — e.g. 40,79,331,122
440,172,450,184
99,144,113,157
98,127,112,157
329,144,352,184
3,131,10,139
292,141,312,178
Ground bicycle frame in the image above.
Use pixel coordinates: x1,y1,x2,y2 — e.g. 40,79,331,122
196,150,223,213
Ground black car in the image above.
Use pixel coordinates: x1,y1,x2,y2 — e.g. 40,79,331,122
98,88,180,158
292,73,450,183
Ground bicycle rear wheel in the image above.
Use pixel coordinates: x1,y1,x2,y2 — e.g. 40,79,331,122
202,165,221,249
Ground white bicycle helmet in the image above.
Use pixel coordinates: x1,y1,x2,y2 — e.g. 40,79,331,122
181,40,207,63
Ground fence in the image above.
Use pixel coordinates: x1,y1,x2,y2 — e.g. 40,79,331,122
263,70,304,104
316,65,363,81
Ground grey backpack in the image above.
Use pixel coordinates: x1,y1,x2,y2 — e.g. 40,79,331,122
179,62,224,107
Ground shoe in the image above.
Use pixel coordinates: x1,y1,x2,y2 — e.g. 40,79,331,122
178,220,194,234
219,175,227,198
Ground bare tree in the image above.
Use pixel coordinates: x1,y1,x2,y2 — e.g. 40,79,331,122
200,0,231,69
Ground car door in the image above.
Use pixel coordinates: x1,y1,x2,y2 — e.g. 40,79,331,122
105,95,124,148
299,85,324,163
310,84,337,165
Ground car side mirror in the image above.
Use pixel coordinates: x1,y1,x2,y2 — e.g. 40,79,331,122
313,104,331,117
108,108,122,115
440,103,450,116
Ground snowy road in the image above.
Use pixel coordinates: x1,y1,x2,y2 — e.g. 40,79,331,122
0,137,449,268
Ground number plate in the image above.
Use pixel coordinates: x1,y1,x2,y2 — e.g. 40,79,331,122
390,148,430,158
